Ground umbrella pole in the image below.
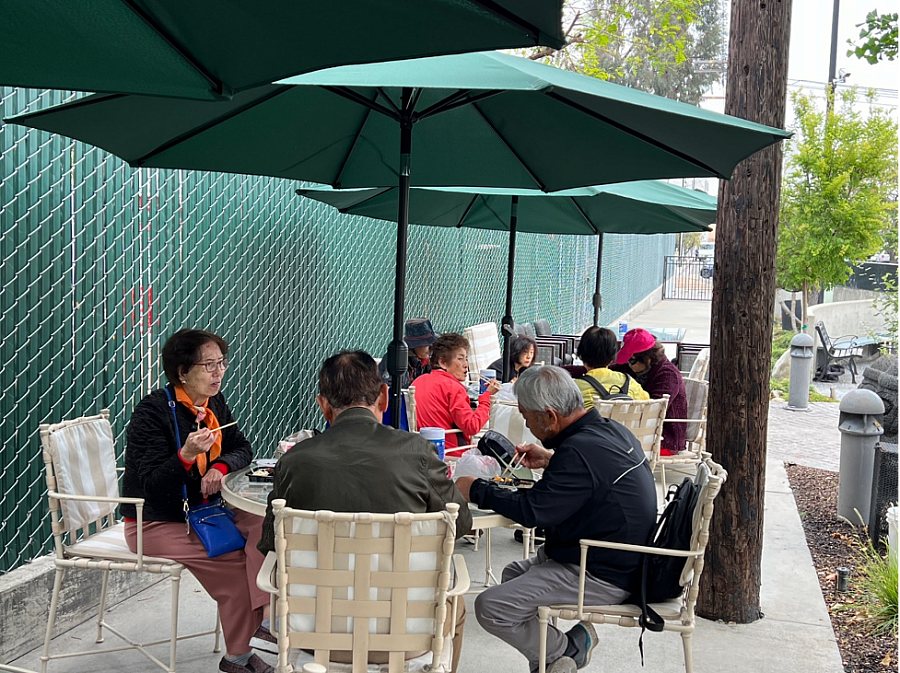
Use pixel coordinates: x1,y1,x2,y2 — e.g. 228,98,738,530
592,233,604,326
389,90,414,428
501,196,519,383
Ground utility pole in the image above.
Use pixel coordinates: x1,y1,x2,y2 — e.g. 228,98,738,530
697,0,792,623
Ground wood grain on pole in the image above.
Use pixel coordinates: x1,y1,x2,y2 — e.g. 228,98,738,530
696,0,793,623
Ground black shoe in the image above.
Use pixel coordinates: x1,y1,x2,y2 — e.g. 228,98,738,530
514,529,524,543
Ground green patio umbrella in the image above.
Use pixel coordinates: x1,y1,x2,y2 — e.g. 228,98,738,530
8,50,788,426
294,181,716,380
0,1,565,100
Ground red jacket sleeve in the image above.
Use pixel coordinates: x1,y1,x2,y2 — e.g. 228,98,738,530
446,385,491,437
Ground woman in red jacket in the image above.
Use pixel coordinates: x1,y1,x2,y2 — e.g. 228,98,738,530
414,333,501,450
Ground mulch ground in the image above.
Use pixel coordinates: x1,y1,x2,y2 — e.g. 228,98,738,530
785,463,897,672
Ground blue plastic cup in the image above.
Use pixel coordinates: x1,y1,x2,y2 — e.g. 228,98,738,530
479,368,496,394
420,427,446,461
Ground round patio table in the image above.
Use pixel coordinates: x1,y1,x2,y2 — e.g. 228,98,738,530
221,467,531,587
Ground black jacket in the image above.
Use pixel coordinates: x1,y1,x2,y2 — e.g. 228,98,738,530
469,408,657,592
121,386,252,521
378,352,431,389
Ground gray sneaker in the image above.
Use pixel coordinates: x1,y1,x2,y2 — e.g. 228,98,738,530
566,621,598,669
546,655,577,673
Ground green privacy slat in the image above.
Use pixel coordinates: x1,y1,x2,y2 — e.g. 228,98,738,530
0,86,678,572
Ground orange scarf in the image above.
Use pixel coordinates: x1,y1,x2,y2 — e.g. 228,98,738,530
174,385,221,475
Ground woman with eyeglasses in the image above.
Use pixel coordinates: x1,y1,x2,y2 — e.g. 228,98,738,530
121,328,275,673
612,328,687,456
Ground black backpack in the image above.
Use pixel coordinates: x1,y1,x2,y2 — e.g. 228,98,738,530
635,476,700,630
582,373,632,400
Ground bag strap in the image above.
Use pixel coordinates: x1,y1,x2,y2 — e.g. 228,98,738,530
163,386,182,451
166,387,193,534
620,375,631,394
582,374,612,400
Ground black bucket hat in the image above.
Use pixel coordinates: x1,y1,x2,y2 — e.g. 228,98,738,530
405,318,439,348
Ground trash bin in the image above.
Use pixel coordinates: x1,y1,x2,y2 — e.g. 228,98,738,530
837,389,885,524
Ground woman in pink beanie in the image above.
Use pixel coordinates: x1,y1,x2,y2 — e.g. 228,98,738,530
612,329,687,456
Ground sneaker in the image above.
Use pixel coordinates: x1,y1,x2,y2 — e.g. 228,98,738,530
545,655,577,673
565,621,598,669
249,625,278,655
218,654,274,673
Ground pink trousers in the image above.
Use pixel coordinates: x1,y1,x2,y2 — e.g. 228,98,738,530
125,509,268,654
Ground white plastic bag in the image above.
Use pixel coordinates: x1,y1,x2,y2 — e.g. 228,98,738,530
451,448,501,481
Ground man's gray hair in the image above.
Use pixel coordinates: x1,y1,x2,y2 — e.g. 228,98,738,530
514,365,584,416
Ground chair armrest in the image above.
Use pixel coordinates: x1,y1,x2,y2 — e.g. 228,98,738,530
256,551,278,594
447,554,470,597
580,539,701,558
48,491,145,505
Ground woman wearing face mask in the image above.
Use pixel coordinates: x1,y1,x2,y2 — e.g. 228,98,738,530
613,328,687,456
121,328,275,673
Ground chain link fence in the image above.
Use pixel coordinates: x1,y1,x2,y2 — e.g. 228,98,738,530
0,86,673,573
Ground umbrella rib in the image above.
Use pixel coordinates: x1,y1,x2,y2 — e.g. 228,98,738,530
338,187,394,212
132,86,292,166
469,101,547,191
375,88,401,115
544,91,730,179
455,194,481,228
120,0,230,98
568,197,600,235
416,90,503,122
468,0,546,45
333,105,375,188
324,86,399,120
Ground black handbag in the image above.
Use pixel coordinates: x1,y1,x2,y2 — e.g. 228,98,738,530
165,387,246,558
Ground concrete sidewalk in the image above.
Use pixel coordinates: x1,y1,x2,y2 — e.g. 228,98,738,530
6,455,844,673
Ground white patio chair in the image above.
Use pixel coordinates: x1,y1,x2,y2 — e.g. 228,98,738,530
257,501,469,673
462,322,501,383
594,395,670,472
537,457,727,673
687,348,710,381
658,378,709,491
38,410,219,673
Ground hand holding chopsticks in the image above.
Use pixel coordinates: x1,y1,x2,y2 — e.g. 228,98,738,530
499,451,526,480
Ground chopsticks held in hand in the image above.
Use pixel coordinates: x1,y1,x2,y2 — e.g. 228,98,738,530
499,451,526,480
210,421,238,433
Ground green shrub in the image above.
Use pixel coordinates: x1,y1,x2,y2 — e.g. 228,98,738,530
770,378,837,402
855,538,899,637
771,327,795,370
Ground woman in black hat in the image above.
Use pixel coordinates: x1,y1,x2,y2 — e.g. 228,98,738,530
378,318,439,389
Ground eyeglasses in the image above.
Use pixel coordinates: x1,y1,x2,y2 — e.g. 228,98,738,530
628,356,640,366
195,358,230,373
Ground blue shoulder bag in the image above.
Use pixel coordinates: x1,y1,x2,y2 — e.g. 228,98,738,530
165,387,246,558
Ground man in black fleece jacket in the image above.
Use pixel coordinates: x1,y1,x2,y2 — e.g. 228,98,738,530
455,365,657,673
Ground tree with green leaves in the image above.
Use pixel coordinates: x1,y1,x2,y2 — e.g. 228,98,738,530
526,0,725,104
777,88,898,329
847,10,898,63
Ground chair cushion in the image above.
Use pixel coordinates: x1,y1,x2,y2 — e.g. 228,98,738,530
45,417,120,531
66,522,177,565
463,323,501,373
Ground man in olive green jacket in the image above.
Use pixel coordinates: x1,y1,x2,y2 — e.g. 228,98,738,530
258,350,471,671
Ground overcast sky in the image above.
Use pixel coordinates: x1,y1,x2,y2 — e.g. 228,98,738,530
788,0,898,96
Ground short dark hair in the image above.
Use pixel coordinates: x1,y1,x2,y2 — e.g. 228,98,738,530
576,327,619,369
318,350,383,409
635,342,667,366
511,336,537,368
431,333,469,368
162,329,229,384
